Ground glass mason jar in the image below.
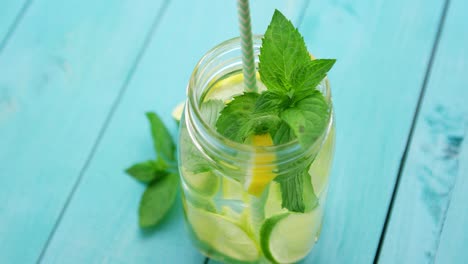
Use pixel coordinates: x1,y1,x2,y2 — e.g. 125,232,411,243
178,36,335,264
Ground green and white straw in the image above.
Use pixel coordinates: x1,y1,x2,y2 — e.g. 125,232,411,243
237,0,257,93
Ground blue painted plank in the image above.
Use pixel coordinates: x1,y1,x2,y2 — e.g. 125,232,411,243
0,0,27,46
40,0,307,263
297,0,446,263
379,0,468,262
0,0,166,262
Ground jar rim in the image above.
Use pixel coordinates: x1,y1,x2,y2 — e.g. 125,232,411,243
186,36,333,162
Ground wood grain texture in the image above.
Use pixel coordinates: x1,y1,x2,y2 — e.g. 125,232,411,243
40,0,307,263
436,140,468,263
0,0,27,47
379,0,468,262
296,0,446,263
0,0,166,262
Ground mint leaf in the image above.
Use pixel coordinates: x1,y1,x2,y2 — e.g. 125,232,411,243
259,9,310,94
255,91,289,113
181,100,224,174
146,112,176,163
271,121,296,145
273,121,316,213
216,93,258,142
280,92,330,148
276,170,305,212
181,136,211,174
216,93,281,142
139,173,178,228
125,159,168,183
275,165,318,213
290,59,336,102
211,10,334,213
200,99,224,127
302,169,319,212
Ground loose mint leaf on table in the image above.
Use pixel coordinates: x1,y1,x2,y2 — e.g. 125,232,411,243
259,10,311,94
125,159,168,183
126,112,179,228
146,112,176,164
139,173,179,228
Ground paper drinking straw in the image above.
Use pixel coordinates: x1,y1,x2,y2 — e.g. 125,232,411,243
237,0,257,93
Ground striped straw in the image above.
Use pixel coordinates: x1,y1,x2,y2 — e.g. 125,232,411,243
237,0,257,93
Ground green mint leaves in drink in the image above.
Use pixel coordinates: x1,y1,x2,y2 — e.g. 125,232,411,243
217,92,282,142
215,10,335,212
125,112,179,228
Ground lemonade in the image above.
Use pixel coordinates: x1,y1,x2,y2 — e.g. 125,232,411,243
179,60,335,263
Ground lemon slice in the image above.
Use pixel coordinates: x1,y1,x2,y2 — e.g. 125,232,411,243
260,209,323,263
172,101,185,123
244,134,277,196
186,203,259,262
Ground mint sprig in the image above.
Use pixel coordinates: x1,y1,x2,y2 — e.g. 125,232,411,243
280,91,330,147
139,173,178,227
215,10,335,212
125,159,168,183
259,10,311,94
147,112,176,164
125,112,179,228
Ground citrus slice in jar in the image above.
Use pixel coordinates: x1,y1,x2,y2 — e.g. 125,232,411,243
244,134,277,196
185,203,259,262
309,125,335,196
172,101,185,123
181,168,219,197
260,209,323,263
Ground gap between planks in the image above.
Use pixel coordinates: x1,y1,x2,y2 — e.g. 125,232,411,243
35,0,172,262
0,0,34,53
373,0,452,262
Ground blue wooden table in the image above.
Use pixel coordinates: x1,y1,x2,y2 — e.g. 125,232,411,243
0,0,467,263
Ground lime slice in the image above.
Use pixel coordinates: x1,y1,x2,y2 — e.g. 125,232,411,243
221,178,247,219
181,168,219,196
222,176,245,200
264,182,287,218
260,209,323,263
186,204,260,262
